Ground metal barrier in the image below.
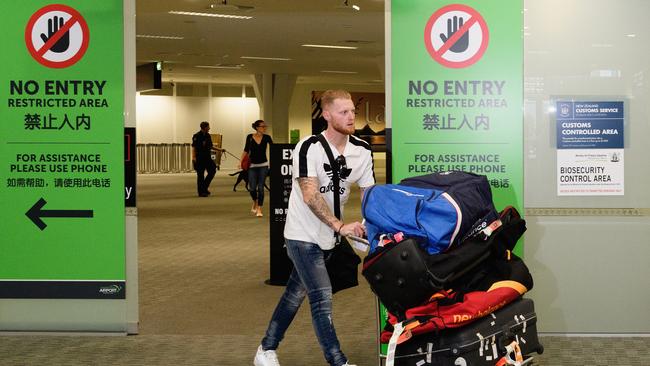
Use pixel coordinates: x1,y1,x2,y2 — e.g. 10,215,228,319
136,143,194,174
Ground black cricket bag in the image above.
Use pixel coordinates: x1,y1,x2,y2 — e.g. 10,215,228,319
393,298,544,366
362,206,526,320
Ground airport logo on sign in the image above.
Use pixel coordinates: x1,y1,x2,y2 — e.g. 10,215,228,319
424,4,489,68
24,4,90,68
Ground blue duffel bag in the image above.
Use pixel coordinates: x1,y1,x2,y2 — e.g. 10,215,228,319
362,171,498,254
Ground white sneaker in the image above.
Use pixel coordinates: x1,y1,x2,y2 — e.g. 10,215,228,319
254,345,280,366
342,363,357,366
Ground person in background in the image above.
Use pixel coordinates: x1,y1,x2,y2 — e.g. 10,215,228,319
253,90,375,366
240,119,273,217
191,121,224,197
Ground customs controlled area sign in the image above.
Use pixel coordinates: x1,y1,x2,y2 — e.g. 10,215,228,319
556,101,625,196
0,1,125,299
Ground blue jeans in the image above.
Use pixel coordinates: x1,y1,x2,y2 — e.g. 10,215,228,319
261,239,348,366
248,166,268,206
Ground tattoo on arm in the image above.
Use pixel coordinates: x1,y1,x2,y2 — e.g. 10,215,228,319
297,177,340,230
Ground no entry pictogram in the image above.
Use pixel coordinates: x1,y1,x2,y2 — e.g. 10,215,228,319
424,4,489,68
24,4,89,68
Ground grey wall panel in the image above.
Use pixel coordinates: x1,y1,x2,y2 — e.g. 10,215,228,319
525,215,650,333
0,300,127,333
523,0,650,334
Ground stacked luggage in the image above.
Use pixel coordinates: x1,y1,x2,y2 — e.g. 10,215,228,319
360,171,543,366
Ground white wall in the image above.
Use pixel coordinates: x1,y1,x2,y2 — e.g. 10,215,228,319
212,97,261,169
135,93,259,170
176,96,210,143
136,84,386,171
135,95,175,143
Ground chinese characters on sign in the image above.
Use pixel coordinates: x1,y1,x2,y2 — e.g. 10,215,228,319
407,79,505,133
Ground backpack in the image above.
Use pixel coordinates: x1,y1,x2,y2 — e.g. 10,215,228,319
362,171,498,254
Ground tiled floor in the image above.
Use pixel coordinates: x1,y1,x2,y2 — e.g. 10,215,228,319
1,172,648,365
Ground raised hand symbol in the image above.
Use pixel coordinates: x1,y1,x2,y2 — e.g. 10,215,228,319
40,16,70,53
439,16,469,53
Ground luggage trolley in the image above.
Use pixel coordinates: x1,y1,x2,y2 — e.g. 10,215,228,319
210,133,223,170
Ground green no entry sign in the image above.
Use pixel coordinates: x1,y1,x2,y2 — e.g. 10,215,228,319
0,0,125,299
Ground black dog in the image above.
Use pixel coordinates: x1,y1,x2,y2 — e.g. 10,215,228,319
229,170,271,192
229,169,248,192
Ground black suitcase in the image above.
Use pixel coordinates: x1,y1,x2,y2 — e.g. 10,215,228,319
363,207,527,321
393,298,543,366
362,238,439,320
362,236,497,320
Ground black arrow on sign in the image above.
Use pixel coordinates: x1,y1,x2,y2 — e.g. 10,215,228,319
26,198,94,230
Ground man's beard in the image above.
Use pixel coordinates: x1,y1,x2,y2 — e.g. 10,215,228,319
332,122,355,135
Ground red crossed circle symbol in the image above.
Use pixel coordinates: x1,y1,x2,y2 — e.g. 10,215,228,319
25,4,89,68
424,4,489,68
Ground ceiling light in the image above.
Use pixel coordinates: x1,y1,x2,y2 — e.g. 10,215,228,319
626,34,636,38
240,56,292,61
321,70,358,74
137,34,184,40
168,11,252,20
195,64,244,69
302,44,358,50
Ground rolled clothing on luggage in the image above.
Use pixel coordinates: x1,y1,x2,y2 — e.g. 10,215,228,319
380,250,534,342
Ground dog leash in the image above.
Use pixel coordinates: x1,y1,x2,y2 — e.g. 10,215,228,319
223,150,241,161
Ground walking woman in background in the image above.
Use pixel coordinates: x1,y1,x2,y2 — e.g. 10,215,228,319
241,120,273,217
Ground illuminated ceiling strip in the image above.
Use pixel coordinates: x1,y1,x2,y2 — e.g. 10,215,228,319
321,70,358,74
195,65,244,69
168,11,252,20
240,56,292,61
137,34,184,40
301,44,357,50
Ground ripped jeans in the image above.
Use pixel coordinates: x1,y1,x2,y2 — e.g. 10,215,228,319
260,239,348,366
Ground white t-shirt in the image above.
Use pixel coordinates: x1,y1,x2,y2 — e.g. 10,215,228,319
284,133,375,250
